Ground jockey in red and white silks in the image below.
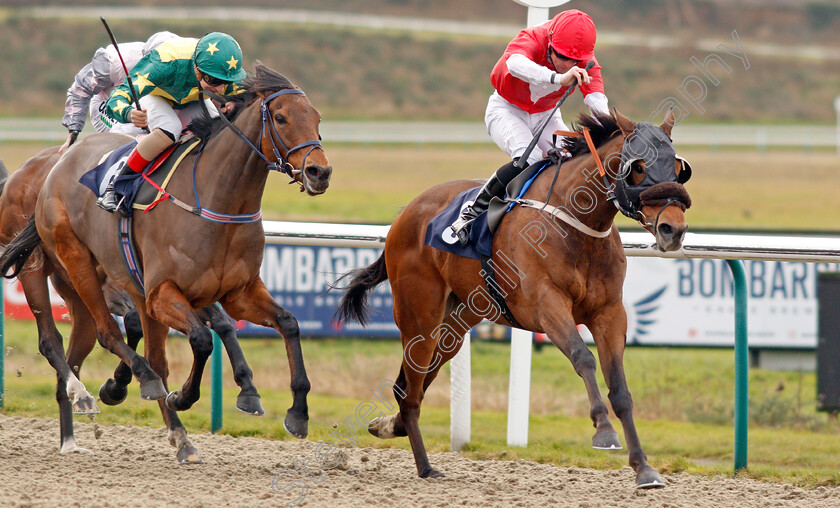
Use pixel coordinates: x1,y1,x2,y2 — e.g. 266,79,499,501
487,9,609,165
60,31,177,154
450,9,610,245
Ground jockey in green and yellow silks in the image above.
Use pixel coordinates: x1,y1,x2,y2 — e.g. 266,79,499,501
98,32,247,213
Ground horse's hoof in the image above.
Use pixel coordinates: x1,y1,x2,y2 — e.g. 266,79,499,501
636,466,666,489
368,416,382,438
98,379,128,406
283,411,308,439
177,445,203,465
72,395,100,415
236,394,265,416
419,467,445,479
165,390,194,412
592,430,622,450
60,439,93,455
139,379,167,400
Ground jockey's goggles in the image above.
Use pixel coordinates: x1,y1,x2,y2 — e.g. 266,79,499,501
551,48,579,64
199,71,231,87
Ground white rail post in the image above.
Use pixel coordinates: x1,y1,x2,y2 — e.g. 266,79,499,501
450,332,472,450
507,327,533,446
513,0,571,28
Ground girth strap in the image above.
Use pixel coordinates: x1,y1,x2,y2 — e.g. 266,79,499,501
515,199,613,238
118,216,145,294
479,255,523,329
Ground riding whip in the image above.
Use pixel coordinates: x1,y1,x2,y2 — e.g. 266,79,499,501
99,17,142,111
514,60,595,169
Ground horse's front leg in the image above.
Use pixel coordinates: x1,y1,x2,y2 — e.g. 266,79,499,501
146,280,214,413
197,303,264,416
590,302,665,489
221,277,309,438
537,291,620,450
99,308,143,406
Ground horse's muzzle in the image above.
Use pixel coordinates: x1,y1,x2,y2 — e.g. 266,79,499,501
303,164,332,195
656,222,687,252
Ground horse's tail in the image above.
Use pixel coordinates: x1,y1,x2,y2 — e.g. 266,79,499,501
333,252,389,326
0,215,42,279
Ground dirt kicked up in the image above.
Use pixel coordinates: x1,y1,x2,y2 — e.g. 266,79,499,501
1,414,838,507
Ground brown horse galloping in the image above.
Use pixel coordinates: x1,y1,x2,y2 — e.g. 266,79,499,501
0,64,331,462
337,110,691,488
0,146,265,457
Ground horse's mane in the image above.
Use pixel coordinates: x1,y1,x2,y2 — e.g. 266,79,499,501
189,62,297,139
560,113,622,157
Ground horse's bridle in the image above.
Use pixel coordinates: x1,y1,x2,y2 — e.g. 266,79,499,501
202,88,323,190
553,126,689,233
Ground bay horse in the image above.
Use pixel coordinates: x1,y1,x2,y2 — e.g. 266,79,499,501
337,110,691,488
0,146,265,457
0,64,331,462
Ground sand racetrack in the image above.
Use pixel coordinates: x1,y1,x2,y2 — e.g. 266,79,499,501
1,414,838,507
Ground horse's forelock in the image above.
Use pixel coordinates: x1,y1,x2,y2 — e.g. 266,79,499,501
560,113,622,157
243,63,296,95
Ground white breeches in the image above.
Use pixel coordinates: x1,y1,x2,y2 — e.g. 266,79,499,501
138,94,218,141
485,91,570,165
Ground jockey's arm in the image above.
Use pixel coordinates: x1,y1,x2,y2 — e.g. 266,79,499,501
506,54,592,88
584,92,609,117
61,48,116,133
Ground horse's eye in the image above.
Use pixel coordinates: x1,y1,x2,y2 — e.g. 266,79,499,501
632,163,645,174
274,113,286,124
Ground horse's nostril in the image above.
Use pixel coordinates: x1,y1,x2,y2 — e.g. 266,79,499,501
658,223,674,238
305,166,320,179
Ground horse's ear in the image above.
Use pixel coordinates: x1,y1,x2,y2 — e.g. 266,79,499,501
612,108,635,137
660,107,676,138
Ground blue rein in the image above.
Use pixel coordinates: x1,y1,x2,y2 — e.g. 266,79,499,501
179,88,323,224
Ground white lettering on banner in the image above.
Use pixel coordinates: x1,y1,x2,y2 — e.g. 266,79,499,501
295,248,315,292
261,247,295,291
260,246,391,295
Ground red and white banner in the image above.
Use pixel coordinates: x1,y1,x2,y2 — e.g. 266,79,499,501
2,277,69,322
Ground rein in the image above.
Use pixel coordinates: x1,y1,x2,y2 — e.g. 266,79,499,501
517,126,615,239
201,89,323,189
142,88,323,224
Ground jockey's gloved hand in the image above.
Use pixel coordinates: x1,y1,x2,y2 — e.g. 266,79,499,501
558,66,592,87
59,130,80,155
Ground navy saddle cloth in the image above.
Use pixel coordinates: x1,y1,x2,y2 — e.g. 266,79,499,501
424,159,551,260
79,138,199,216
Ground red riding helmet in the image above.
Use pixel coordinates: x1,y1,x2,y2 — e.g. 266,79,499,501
548,9,597,62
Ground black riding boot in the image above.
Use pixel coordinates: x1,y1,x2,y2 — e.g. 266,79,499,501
450,158,523,245
96,165,135,213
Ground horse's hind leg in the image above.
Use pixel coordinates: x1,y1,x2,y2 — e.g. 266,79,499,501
197,304,264,416
135,301,202,464
538,291,621,450
370,305,476,444
99,308,143,406
20,270,97,453
590,303,664,488
221,277,309,438
379,271,451,478
50,224,166,400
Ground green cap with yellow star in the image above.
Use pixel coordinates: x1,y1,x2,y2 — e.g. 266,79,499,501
193,32,246,82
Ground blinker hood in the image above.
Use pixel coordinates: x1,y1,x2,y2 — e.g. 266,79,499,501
613,122,689,219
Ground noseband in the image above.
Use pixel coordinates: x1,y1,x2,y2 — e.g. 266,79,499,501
202,88,323,189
